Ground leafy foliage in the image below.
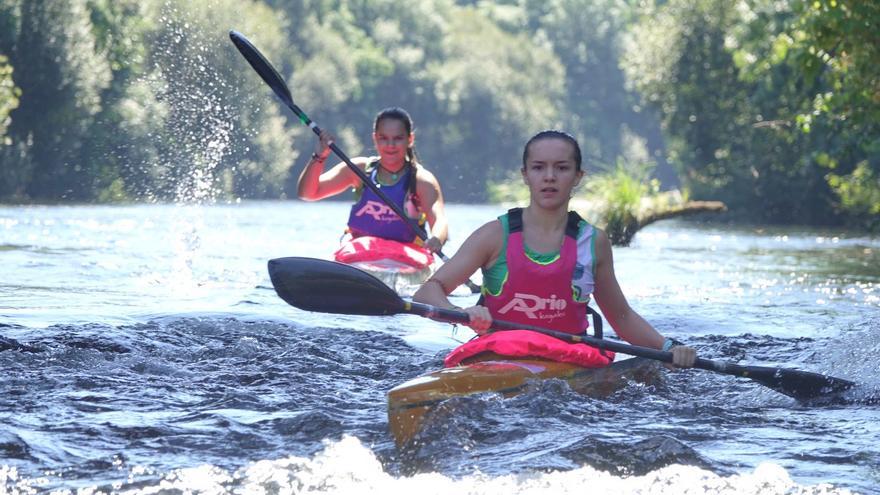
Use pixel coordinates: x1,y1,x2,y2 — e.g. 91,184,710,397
579,160,658,242
1,0,111,200
0,55,18,139
0,0,876,230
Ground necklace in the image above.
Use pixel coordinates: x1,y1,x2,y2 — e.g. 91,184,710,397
379,162,406,181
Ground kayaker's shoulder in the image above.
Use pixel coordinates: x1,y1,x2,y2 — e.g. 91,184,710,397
412,165,441,188
590,227,613,264
590,225,610,245
342,157,375,183
412,162,437,177
349,156,374,168
473,218,503,238
463,219,503,250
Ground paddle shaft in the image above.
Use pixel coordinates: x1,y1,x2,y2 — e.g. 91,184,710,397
405,301,839,383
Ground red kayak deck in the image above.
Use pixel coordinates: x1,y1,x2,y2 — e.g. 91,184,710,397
334,235,435,296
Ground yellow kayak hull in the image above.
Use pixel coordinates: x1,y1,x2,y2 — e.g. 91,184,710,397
387,353,662,447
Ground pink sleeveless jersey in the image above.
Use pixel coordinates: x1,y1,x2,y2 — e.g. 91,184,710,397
444,210,614,368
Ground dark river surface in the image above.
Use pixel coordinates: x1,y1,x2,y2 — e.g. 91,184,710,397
2,201,878,494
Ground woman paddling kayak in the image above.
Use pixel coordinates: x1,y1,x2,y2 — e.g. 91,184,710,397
413,130,697,369
297,107,449,259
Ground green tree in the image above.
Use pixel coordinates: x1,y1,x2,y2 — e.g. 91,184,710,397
787,0,880,227
624,0,820,223
269,0,564,202
519,1,642,166
0,0,18,55
2,0,111,201
624,0,744,204
72,0,159,201
424,7,565,200
623,0,879,228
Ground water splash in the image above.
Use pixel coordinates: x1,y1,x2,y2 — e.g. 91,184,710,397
29,436,852,494
114,0,240,207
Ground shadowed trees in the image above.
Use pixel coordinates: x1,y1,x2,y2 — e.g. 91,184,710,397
0,0,876,230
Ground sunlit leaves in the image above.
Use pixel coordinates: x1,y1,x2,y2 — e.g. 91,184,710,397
827,162,880,223
0,55,18,139
786,0,880,224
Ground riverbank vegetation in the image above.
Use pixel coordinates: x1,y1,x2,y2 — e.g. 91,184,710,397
0,0,877,231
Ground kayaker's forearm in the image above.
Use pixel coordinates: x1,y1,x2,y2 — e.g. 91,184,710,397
296,153,328,200
423,201,449,246
606,310,665,349
431,217,449,246
413,279,458,310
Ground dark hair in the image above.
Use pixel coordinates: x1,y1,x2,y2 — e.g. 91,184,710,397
374,107,420,166
521,130,582,171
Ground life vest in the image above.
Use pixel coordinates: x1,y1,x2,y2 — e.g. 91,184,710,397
346,161,422,243
333,235,433,271
444,208,614,368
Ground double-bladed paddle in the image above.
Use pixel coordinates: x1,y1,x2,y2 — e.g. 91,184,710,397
229,30,480,293
267,256,856,402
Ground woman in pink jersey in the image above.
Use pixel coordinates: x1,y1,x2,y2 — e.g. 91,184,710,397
414,130,696,369
297,107,449,254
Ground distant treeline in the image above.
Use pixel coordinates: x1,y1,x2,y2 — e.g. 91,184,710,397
0,0,877,229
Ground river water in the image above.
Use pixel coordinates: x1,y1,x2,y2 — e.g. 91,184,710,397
1,201,878,494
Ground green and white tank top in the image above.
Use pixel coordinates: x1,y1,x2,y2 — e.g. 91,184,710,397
481,212,597,303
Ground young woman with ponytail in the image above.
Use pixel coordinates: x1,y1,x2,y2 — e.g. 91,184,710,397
297,107,449,254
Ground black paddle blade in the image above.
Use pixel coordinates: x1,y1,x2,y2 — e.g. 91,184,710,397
737,364,855,401
228,30,295,108
267,257,407,316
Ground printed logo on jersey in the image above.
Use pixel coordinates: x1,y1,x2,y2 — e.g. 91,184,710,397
355,200,398,222
497,292,567,320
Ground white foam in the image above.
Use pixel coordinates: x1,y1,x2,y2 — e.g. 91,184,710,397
125,436,856,495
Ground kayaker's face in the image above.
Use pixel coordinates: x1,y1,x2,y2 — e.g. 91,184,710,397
373,118,413,170
522,138,583,209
